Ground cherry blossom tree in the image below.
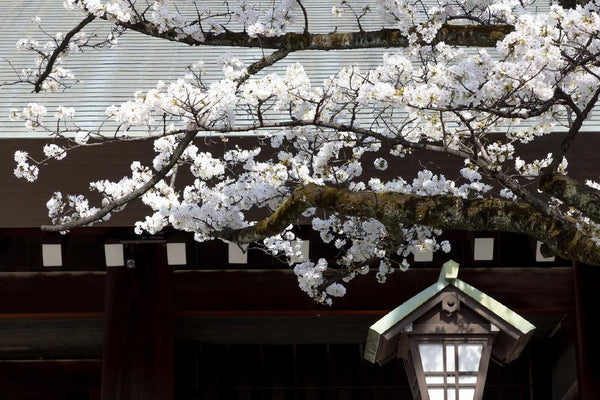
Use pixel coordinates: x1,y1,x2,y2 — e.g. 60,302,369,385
4,0,600,304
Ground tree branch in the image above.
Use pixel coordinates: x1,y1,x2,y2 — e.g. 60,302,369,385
238,48,290,87
295,0,309,34
550,86,600,172
40,130,198,232
539,173,600,224
114,20,514,49
223,183,600,265
34,14,96,93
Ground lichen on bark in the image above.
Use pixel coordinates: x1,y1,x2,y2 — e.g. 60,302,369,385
225,184,600,266
540,172,600,225
118,21,513,50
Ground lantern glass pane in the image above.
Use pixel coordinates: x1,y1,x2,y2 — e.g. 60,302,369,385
425,376,444,384
458,344,482,372
428,388,445,400
458,388,475,400
458,376,477,384
418,344,444,372
447,389,456,400
446,344,456,371
447,375,456,384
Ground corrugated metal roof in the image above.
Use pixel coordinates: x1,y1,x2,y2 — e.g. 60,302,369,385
1,0,597,139
0,1,394,138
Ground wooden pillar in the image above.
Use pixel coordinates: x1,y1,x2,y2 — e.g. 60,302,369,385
101,243,174,400
572,261,599,400
573,261,600,400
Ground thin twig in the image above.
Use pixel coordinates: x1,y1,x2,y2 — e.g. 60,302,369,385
41,130,197,231
34,14,96,93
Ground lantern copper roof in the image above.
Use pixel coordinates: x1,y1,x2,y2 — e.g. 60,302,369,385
364,260,536,366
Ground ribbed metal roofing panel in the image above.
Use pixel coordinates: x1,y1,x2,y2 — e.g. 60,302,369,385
0,1,394,138
1,0,598,139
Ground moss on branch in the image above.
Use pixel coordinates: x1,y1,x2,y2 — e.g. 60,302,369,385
118,21,514,50
225,184,600,265
540,173,600,224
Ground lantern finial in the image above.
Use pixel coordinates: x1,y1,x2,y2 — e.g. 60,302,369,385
439,259,460,283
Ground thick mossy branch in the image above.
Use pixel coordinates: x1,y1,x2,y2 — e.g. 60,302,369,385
225,184,600,265
117,21,514,49
558,0,590,8
540,173,600,224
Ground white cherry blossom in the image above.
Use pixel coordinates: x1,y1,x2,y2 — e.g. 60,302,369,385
6,0,600,303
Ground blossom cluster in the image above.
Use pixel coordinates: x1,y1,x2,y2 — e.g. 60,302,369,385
63,0,132,22
234,0,299,37
13,151,39,183
149,0,225,41
8,0,600,303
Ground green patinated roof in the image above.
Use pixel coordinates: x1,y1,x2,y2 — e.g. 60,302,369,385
369,280,447,337
452,278,535,335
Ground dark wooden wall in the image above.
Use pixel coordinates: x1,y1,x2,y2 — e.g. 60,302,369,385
0,250,590,399
2,133,600,229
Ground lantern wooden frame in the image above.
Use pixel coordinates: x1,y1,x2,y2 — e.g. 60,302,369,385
364,260,535,400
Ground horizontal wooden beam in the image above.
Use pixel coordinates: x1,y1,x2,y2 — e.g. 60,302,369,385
0,272,105,313
175,313,566,345
0,312,567,358
176,315,381,344
0,317,103,359
0,267,573,357
0,359,101,399
0,267,574,314
172,267,575,313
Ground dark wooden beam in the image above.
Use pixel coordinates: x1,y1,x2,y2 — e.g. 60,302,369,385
0,267,573,358
0,267,574,314
0,359,101,400
0,271,105,313
0,312,566,358
0,316,103,359
175,313,565,345
172,267,575,313
0,267,574,356
176,315,381,344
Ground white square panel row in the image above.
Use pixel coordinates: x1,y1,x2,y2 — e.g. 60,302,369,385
39,238,554,267
412,239,555,263
103,243,187,267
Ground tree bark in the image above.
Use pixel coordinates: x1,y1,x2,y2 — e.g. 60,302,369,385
116,20,514,49
540,173,600,225
225,184,600,265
